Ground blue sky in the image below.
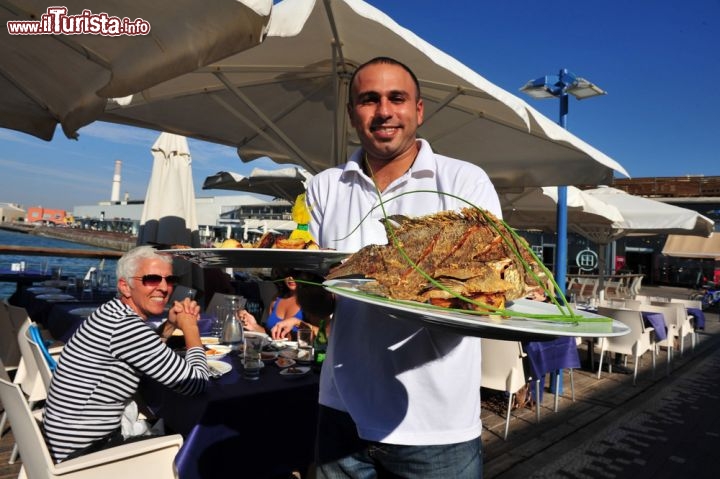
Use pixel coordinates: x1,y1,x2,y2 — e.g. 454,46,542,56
1,0,718,211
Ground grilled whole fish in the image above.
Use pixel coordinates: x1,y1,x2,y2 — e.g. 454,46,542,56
326,208,546,311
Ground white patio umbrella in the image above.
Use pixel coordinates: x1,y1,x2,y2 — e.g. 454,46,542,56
0,0,272,140
575,186,715,290
662,233,720,260
138,132,200,247
500,186,623,232
102,0,628,189
202,166,313,202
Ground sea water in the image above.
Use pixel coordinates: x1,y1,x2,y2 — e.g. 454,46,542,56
0,229,118,300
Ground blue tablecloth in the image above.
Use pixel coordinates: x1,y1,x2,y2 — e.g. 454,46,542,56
687,307,705,330
523,337,580,401
141,355,319,479
641,311,667,340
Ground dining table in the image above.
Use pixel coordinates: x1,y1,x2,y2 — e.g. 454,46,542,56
14,285,319,478
141,352,320,479
523,336,580,402
1,267,51,301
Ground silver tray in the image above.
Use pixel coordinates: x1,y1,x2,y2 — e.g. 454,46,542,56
164,248,351,271
324,279,630,341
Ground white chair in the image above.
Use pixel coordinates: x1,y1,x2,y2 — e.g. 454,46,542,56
633,303,676,374
480,339,531,440
596,307,656,385
670,298,702,310
652,301,696,355
623,299,643,310
0,301,21,374
0,377,183,479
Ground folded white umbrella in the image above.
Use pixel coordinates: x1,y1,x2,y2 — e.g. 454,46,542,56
138,132,199,247
103,0,628,189
0,0,272,140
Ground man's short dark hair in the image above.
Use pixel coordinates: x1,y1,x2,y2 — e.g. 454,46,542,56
347,56,421,105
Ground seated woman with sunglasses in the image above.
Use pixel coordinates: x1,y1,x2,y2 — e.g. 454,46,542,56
43,245,209,463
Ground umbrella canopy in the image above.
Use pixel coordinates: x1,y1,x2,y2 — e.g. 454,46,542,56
572,186,714,291
662,233,720,260
138,132,200,247
577,187,715,244
102,0,628,189
500,186,623,232
0,0,272,140
203,166,313,202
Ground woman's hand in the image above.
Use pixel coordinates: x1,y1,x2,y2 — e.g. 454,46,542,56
238,310,264,333
271,318,301,340
168,297,201,330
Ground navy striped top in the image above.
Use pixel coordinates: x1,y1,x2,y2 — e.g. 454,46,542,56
43,298,208,462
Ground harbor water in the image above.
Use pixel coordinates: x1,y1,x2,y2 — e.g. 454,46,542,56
0,229,118,300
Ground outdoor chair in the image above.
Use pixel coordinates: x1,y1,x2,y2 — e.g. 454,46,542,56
651,301,696,355
0,301,21,375
0,377,183,479
596,307,656,385
480,339,532,439
25,323,57,392
630,303,676,375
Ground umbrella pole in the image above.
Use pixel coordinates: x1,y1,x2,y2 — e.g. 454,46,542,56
597,243,607,299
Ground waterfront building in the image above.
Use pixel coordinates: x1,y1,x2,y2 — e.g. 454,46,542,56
0,202,25,222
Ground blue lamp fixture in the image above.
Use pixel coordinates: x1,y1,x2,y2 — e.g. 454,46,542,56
520,69,606,295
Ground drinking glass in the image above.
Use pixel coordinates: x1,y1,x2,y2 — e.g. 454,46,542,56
242,335,264,380
296,327,314,363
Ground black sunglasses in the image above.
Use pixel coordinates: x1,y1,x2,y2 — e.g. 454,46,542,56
133,274,180,287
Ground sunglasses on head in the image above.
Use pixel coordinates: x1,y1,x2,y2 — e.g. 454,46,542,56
133,274,180,287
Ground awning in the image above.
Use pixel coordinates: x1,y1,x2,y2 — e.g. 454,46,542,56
662,233,720,260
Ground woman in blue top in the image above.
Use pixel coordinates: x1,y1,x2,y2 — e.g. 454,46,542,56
241,268,303,337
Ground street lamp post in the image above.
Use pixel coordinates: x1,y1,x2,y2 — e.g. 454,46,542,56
520,69,606,296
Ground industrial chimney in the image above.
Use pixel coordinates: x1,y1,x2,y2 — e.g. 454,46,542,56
110,159,122,202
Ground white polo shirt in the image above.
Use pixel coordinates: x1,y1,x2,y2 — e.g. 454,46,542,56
307,139,502,445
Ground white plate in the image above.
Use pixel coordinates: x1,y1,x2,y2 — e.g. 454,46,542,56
260,351,279,362
323,279,630,341
164,247,351,271
275,357,296,368
35,293,77,301
244,331,271,346
28,287,62,294
279,366,311,378
207,360,232,376
279,348,313,363
68,307,97,317
205,345,232,359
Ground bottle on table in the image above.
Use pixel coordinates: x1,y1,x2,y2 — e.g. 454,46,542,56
313,317,328,369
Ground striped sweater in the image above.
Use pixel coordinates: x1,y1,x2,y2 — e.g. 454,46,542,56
43,298,208,462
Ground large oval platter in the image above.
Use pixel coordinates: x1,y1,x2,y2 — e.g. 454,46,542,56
164,248,351,271
324,279,629,341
